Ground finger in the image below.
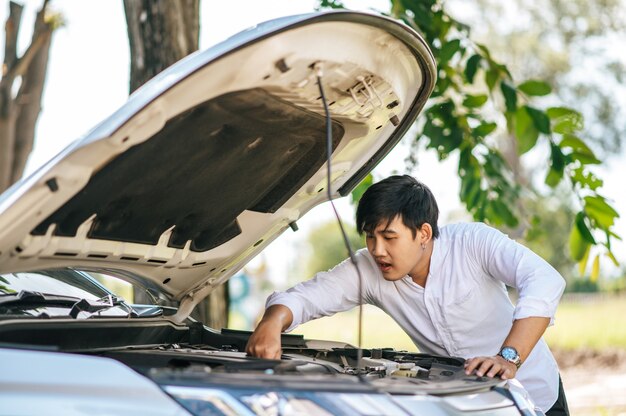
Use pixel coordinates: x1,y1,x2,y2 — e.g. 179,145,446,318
476,359,496,377
465,358,486,375
486,363,502,378
500,365,515,380
464,357,483,374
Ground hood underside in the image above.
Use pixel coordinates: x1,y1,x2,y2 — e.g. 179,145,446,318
31,88,345,253
0,11,436,320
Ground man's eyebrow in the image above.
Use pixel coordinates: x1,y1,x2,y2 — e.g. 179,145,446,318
379,229,398,235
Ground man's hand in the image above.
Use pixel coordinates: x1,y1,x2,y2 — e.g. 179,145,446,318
464,317,550,380
245,319,283,359
464,355,517,380
245,305,294,360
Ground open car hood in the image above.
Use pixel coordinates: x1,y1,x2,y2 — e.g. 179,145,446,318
0,11,436,321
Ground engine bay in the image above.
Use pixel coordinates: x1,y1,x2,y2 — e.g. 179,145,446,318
97,342,503,396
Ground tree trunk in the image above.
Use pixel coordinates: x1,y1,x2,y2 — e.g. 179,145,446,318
123,0,199,94
123,0,230,329
0,0,54,193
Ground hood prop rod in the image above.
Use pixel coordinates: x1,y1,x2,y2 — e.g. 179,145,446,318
315,63,366,377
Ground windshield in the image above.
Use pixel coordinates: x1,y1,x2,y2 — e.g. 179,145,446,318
0,269,160,319
0,270,111,300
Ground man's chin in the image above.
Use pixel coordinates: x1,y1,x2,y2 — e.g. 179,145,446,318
381,272,404,281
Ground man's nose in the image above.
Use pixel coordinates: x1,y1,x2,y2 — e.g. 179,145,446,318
370,239,386,256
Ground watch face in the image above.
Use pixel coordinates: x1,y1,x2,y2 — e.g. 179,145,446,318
501,347,518,361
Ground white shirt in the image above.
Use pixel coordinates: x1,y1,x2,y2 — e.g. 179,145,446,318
266,222,566,411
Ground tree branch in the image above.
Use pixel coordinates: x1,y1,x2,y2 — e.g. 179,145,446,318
11,0,54,183
3,1,24,76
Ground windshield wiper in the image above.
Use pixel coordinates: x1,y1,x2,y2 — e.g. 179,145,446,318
68,294,137,319
0,290,80,307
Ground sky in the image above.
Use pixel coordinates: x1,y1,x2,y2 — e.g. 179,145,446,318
2,0,624,282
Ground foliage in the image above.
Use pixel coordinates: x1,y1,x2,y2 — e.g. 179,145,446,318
349,173,374,206
460,0,626,157
516,192,576,279
566,278,599,293
303,220,365,277
321,0,620,277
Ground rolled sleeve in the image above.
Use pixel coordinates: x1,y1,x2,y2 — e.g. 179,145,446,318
513,295,560,325
265,291,307,332
262,249,375,332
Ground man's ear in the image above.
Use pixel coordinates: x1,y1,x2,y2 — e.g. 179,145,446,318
419,223,433,244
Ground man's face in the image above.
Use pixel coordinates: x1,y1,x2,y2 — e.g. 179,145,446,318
365,216,428,281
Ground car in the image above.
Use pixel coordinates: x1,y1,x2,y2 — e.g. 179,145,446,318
0,10,541,416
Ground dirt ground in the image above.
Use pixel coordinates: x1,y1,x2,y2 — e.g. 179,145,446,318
552,348,626,415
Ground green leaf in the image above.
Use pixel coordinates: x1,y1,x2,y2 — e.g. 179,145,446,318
545,168,563,188
504,111,515,134
545,169,561,188
548,107,584,134
606,250,619,267
569,222,590,261
569,152,601,165
559,135,594,156
485,68,499,91
554,119,580,135
545,142,565,188
547,107,579,119
570,166,603,190
518,80,552,96
465,54,481,83
439,39,461,65
462,94,488,108
318,0,346,9
584,195,619,229
590,254,600,282
475,43,492,60
500,82,517,113
460,175,481,205
492,199,519,227
423,118,444,140
525,106,551,134
473,122,497,137
578,244,591,275
350,173,373,205
432,76,452,97
575,212,596,244
515,107,539,154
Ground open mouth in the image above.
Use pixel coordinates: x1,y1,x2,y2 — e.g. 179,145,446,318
377,261,392,272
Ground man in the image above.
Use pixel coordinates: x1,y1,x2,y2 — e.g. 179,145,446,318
246,175,569,414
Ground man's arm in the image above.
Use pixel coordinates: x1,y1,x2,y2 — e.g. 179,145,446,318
245,304,293,359
246,251,374,360
464,316,550,379
465,223,565,379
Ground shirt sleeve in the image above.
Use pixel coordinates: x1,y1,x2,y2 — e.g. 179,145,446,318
469,223,566,325
265,249,374,332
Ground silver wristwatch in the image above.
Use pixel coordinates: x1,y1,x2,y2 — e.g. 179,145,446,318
498,346,522,369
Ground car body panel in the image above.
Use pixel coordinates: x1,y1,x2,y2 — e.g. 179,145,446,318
0,347,190,415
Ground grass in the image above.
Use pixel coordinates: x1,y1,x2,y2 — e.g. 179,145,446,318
543,294,626,350
288,295,626,352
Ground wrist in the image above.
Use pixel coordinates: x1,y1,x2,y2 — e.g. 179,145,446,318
498,346,522,369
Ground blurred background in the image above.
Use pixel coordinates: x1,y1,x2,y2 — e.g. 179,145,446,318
2,0,625,414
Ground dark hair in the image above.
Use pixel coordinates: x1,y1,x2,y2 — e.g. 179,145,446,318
356,175,439,239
